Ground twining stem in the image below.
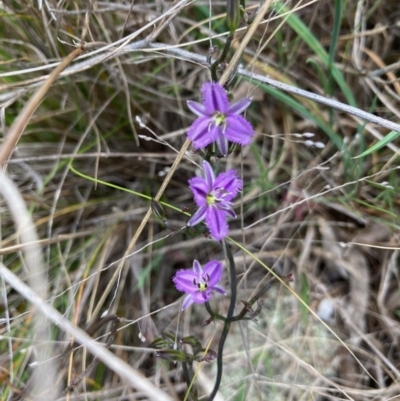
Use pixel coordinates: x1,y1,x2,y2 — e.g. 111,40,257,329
224,241,238,318
210,34,234,82
203,247,293,401
205,301,226,321
206,241,237,401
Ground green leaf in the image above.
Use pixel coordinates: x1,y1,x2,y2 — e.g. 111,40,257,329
181,335,202,349
353,131,400,158
150,337,169,349
156,349,191,362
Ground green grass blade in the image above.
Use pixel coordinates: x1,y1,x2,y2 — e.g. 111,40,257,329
328,0,343,97
273,1,357,106
254,81,343,149
353,130,400,158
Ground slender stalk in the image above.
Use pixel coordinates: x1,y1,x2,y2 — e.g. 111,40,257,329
210,34,233,83
205,301,226,322
206,241,237,401
224,241,237,318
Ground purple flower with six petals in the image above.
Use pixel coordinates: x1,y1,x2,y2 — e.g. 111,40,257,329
187,160,242,241
173,259,225,310
187,82,254,156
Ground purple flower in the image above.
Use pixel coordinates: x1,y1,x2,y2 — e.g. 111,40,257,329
187,82,254,156
173,260,226,310
187,160,242,241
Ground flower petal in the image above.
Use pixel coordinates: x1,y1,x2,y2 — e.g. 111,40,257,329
226,208,236,219
189,177,208,206
202,161,215,189
182,294,194,310
187,204,208,227
228,97,252,115
187,100,207,117
188,117,220,149
205,207,229,241
203,260,223,287
192,290,211,304
192,259,203,275
213,170,242,201
202,82,229,114
173,269,198,293
216,200,234,213
216,133,229,157
213,284,226,295
187,117,212,148
225,115,254,145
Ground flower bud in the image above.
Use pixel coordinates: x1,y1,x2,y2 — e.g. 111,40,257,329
151,199,166,221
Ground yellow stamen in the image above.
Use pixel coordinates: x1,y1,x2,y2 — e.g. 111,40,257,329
213,112,226,127
206,195,215,205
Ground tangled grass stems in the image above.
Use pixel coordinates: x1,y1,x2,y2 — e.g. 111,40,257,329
1,0,400,400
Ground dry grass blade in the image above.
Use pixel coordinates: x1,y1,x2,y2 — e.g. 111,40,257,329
0,171,58,399
0,47,83,166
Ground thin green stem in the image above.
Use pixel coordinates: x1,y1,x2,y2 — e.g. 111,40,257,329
70,162,188,215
